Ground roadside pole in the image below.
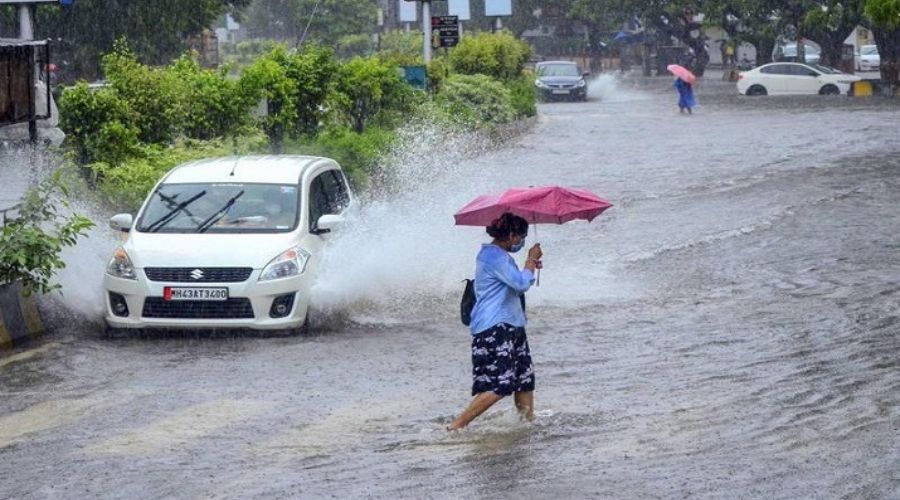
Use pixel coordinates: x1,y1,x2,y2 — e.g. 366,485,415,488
16,3,37,144
422,0,431,63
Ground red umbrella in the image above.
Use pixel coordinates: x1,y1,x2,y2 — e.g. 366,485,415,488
454,186,612,227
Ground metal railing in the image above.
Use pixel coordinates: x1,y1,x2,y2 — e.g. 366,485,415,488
0,204,20,226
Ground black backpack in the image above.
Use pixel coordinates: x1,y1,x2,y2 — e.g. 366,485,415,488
460,279,525,327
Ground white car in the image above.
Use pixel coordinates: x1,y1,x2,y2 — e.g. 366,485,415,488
103,156,353,334
737,62,861,96
857,45,880,71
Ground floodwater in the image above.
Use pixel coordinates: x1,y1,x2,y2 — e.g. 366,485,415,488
2,76,900,499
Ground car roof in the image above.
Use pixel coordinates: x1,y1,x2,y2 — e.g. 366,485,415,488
162,155,333,185
537,60,577,66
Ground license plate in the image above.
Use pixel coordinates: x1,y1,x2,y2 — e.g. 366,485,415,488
164,287,228,301
552,89,570,94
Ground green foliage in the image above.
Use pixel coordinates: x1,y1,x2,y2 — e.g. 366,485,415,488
171,54,257,140
58,82,136,164
0,172,94,296
243,0,379,44
506,74,538,118
337,34,377,59
285,126,396,187
221,39,282,71
449,31,532,81
436,74,517,126
427,57,452,93
378,30,424,66
866,0,900,27
331,57,416,133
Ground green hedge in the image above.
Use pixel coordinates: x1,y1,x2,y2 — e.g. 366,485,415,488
436,74,517,126
449,31,531,81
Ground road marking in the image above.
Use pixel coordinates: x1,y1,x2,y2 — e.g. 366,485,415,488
0,342,60,369
0,395,108,447
84,399,273,456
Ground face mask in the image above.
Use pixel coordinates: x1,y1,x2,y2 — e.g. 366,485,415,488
510,238,525,253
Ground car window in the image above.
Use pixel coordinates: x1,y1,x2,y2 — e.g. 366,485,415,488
789,65,819,77
537,64,580,77
761,64,790,75
308,176,330,230
861,46,878,55
323,170,350,213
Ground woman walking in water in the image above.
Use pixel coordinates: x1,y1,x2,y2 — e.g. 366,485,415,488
674,77,696,114
448,213,543,431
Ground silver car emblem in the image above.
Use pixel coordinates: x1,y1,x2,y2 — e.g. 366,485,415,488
190,269,204,280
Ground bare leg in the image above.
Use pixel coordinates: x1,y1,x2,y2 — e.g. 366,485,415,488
514,391,534,422
448,392,504,430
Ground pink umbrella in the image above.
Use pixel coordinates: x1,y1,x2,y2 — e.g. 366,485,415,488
454,186,612,227
455,186,613,284
667,64,696,84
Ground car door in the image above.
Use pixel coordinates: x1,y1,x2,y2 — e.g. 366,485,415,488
786,64,822,94
759,64,791,94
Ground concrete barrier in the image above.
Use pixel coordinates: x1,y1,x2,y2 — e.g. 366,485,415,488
0,282,45,350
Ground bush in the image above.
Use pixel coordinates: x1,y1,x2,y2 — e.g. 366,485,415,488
436,74,516,126
449,31,531,81
427,57,451,93
286,126,396,187
506,75,538,118
58,82,136,164
331,57,417,133
171,54,257,140
377,30,423,66
0,172,94,296
336,34,376,59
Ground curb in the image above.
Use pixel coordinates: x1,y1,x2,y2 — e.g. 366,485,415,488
0,282,45,351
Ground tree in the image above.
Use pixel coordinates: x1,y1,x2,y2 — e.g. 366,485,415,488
866,0,900,93
706,0,781,66
0,1,250,81
243,0,378,45
803,0,867,67
330,57,413,133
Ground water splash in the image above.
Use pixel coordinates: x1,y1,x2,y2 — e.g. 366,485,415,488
587,73,652,103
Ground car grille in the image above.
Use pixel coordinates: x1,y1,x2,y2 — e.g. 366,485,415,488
142,298,255,319
549,84,575,89
144,267,253,283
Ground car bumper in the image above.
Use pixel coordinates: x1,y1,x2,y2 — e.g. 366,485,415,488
539,87,587,99
103,270,312,330
858,62,879,71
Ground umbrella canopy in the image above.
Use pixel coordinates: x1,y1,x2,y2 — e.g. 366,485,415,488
454,186,613,227
667,64,696,84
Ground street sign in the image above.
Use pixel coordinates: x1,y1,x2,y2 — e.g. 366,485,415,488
485,0,512,17
448,0,471,21
431,16,459,49
398,0,417,22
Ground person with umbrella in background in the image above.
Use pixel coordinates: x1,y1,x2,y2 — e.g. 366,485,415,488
447,213,543,431
668,64,697,114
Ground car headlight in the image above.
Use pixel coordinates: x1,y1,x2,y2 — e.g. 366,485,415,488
259,246,311,281
106,247,137,280
535,79,548,88
578,79,587,87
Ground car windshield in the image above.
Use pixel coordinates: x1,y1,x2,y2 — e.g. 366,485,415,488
136,182,299,233
538,64,580,77
861,46,878,55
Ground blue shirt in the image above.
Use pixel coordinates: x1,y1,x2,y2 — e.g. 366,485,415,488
469,244,535,335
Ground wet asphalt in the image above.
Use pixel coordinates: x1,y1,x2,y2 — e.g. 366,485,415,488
2,76,900,499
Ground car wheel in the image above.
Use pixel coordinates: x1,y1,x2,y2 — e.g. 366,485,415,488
747,85,767,96
103,325,129,339
819,84,840,95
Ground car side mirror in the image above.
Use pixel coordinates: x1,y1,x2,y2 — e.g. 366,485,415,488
109,213,133,233
582,72,591,78
313,214,344,235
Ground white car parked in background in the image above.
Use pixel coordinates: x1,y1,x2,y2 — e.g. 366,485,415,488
857,45,880,71
737,62,861,96
103,156,353,334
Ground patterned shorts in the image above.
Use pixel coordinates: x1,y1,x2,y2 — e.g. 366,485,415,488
471,323,535,396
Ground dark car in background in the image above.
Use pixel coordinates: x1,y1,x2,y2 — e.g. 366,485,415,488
534,61,589,102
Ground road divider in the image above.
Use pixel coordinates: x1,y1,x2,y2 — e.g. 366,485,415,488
0,282,45,351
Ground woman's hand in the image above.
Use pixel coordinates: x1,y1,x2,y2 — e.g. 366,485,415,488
524,244,543,272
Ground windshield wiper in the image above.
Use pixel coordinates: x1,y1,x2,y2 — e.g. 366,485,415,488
144,190,207,233
196,191,245,233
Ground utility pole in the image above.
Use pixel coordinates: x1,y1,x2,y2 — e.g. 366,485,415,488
17,3,35,39
422,0,431,63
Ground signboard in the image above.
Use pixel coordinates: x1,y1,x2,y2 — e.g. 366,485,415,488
0,41,50,127
448,0,471,21
431,16,460,49
399,0,417,22
485,0,512,17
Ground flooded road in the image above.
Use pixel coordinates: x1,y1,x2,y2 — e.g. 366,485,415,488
3,77,900,499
